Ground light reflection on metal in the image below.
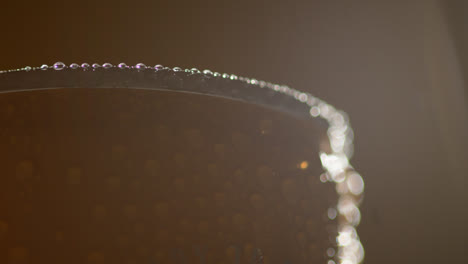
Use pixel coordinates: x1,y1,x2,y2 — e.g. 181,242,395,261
0,62,365,264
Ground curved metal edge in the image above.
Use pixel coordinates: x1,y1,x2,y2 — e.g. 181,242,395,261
0,63,364,264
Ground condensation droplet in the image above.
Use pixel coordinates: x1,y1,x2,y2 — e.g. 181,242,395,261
24,66,31,71
190,68,200,74
70,63,80,69
154,64,164,71
102,63,113,69
135,63,147,70
81,63,90,70
40,64,48,70
53,62,66,70
310,106,320,117
172,67,182,72
118,63,128,69
320,173,329,183
203,69,213,75
346,172,364,195
230,74,238,80
307,96,317,106
280,85,290,94
92,63,101,69
326,247,336,257
298,93,308,102
328,208,337,220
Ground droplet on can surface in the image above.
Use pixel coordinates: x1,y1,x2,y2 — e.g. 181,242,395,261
135,63,146,70
53,61,66,70
102,63,113,69
118,63,128,69
70,63,80,69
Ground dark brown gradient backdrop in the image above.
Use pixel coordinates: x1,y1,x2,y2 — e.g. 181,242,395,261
1,0,467,263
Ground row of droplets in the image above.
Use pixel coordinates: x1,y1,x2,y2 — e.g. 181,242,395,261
0,61,363,264
2,62,352,128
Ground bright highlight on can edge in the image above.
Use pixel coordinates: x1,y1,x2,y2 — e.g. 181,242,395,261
0,62,365,264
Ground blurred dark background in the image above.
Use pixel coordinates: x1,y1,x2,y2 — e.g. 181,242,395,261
1,0,467,263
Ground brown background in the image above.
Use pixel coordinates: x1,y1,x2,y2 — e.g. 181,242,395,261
1,0,467,263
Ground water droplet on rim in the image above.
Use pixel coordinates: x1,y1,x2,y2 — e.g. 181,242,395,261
213,72,221,77
298,93,308,102
230,74,238,80
154,65,164,71
102,63,113,69
135,63,147,70
70,63,80,69
24,66,32,72
81,63,90,70
118,63,128,69
92,63,101,69
40,64,49,70
280,85,290,93
191,68,200,74
173,67,182,72
203,69,213,75
53,62,66,71
310,106,320,117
